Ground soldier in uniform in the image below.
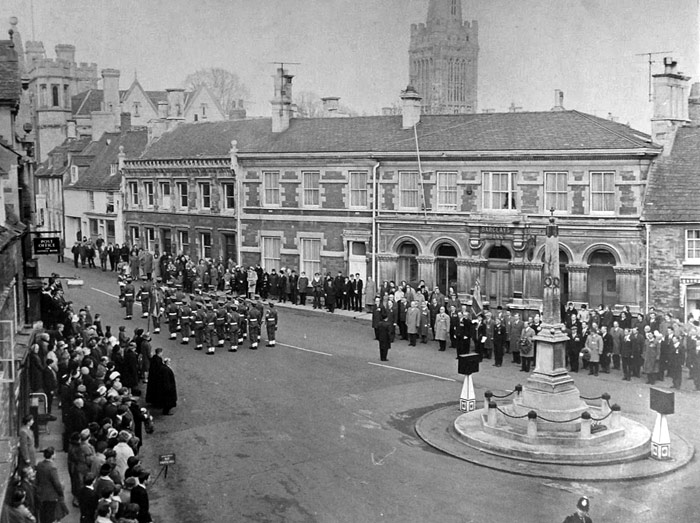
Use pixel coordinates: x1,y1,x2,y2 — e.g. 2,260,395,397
139,276,152,319
166,298,179,340
179,299,192,345
562,496,592,523
265,302,278,347
247,301,262,349
237,300,248,346
227,303,240,352
204,302,217,354
123,278,135,320
193,302,206,351
215,300,227,349
149,277,165,334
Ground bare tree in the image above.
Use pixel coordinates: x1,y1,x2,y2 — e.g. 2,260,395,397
184,68,250,115
294,91,358,118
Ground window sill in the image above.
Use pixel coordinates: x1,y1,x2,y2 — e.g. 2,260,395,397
682,260,700,266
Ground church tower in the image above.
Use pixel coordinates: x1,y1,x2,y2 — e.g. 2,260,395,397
409,0,478,114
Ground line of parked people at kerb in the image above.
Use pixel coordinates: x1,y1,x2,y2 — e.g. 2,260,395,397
7,275,180,522
369,282,700,392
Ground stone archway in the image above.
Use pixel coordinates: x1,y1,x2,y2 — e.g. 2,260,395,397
435,243,458,294
587,249,616,307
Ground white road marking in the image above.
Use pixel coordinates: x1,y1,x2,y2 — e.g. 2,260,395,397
91,287,142,306
367,362,457,382
277,343,333,356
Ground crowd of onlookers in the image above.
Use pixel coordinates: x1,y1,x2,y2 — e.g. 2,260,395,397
4,275,178,522
369,281,700,391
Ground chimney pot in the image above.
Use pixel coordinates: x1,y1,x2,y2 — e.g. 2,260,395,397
400,85,422,129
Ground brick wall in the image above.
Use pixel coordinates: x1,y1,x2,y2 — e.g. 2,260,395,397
648,225,683,313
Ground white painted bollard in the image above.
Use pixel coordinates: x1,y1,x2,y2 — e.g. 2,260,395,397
580,411,592,438
487,402,498,427
651,413,671,460
526,411,538,438
610,404,621,429
601,392,611,418
459,374,476,412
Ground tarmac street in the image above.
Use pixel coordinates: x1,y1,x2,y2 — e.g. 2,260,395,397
38,256,700,523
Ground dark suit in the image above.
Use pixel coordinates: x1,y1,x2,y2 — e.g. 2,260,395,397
131,484,152,523
36,458,64,523
376,319,393,361
78,485,98,523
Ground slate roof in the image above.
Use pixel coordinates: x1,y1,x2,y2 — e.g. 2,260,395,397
139,110,658,160
72,89,192,116
0,40,20,106
68,129,148,191
34,136,91,178
642,126,700,222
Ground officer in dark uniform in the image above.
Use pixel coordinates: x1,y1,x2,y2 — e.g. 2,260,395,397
265,303,278,347
123,278,135,320
193,302,205,350
204,302,217,354
562,496,592,523
179,299,192,345
139,275,152,319
149,277,164,334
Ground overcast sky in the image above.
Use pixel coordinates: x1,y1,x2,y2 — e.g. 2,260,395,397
5,0,698,132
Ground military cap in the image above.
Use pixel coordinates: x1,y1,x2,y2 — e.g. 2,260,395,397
577,497,590,513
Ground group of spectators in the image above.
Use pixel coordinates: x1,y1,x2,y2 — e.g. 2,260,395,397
369,281,700,391
6,276,178,522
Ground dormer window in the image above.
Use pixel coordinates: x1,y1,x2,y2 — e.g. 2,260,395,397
70,165,79,184
110,164,117,176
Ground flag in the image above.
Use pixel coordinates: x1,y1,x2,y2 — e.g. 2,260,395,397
471,279,483,316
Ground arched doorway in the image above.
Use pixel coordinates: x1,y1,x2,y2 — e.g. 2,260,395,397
397,241,419,285
587,249,616,307
487,245,511,306
435,243,458,293
541,249,570,304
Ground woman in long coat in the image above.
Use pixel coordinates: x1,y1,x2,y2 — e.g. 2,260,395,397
643,331,661,384
434,306,450,351
160,358,178,415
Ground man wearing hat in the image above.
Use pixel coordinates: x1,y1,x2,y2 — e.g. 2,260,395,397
166,298,179,340
265,303,278,347
204,301,218,354
227,303,240,352
123,278,135,320
149,278,165,334
563,496,592,523
35,446,66,523
179,298,192,345
192,302,206,350
248,301,262,349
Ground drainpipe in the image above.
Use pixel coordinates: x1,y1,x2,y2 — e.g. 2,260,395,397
372,160,380,282
645,223,650,311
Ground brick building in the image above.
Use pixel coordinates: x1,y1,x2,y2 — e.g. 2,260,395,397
642,61,700,318
409,0,478,114
124,69,660,313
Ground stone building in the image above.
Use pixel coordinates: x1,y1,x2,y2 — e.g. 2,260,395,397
409,0,478,114
642,59,700,318
123,69,659,313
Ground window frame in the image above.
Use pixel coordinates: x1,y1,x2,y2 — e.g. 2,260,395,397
399,170,421,210
199,231,212,259
303,171,321,207
130,226,140,247
176,181,189,209
198,182,211,209
222,182,235,211
436,171,458,211
159,182,171,209
145,227,156,252
128,181,139,206
144,182,155,207
178,230,189,256
263,171,281,207
87,191,95,211
482,171,518,211
590,171,615,214
686,230,700,261
544,171,568,212
349,171,368,208
299,237,322,277
261,236,281,272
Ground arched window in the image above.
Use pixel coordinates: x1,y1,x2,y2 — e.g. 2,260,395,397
587,249,617,307
397,242,419,285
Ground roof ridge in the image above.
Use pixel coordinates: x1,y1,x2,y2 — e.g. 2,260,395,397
74,89,94,116
571,110,651,148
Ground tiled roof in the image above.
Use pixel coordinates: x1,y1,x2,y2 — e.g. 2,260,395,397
72,89,193,116
642,126,700,222
139,110,657,160
0,40,20,106
68,129,148,191
35,136,92,178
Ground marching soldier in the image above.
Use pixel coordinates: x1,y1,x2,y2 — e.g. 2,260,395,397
237,300,248,346
167,298,179,340
215,300,227,349
139,275,152,318
204,302,218,354
265,302,278,347
179,298,192,345
227,304,240,352
123,277,135,320
149,277,165,334
193,302,206,350
248,301,262,349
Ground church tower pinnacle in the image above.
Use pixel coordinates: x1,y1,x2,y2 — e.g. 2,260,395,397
409,0,478,114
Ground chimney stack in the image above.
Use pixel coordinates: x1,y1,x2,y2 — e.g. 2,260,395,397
688,82,700,126
271,67,294,133
652,57,690,155
166,88,185,119
321,96,340,116
67,120,77,139
55,44,75,63
551,90,565,111
400,85,422,129
101,68,120,114
120,112,132,133
157,101,168,119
